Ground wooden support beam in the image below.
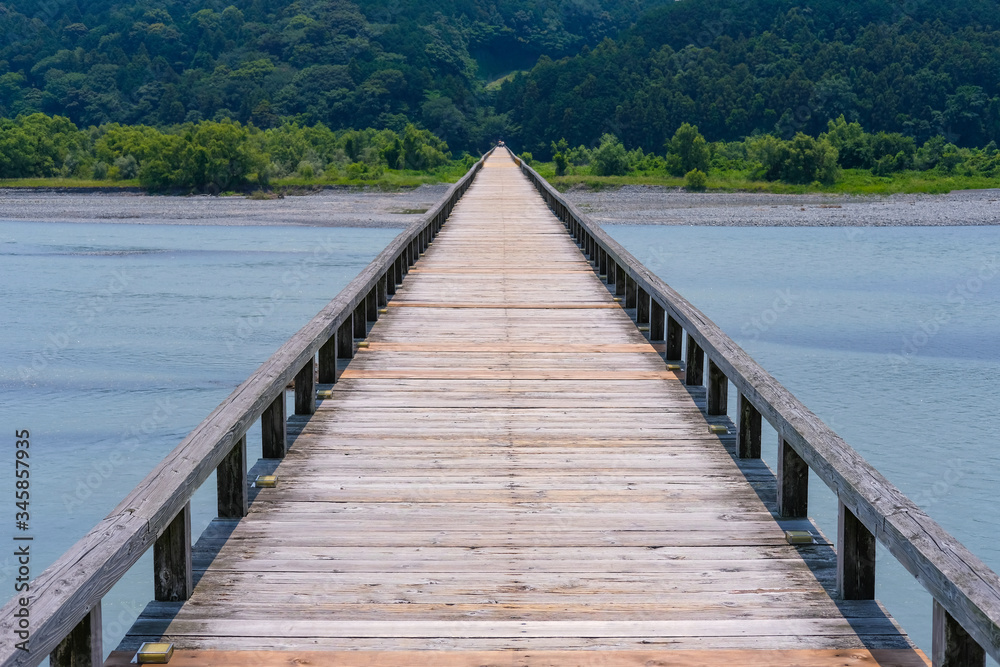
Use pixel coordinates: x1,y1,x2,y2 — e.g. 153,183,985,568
353,302,366,339
685,334,704,386
738,393,762,459
636,288,650,327
625,274,637,309
615,265,626,297
154,502,192,602
318,334,337,384
650,300,665,342
50,604,101,667
838,501,875,600
216,435,247,518
599,248,608,276
933,600,986,667
294,356,315,416
377,273,388,307
778,438,809,518
707,359,728,415
337,316,354,360
386,264,397,295
606,261,617,290
666,315,683,360
261,393,287,458
366,288,378,323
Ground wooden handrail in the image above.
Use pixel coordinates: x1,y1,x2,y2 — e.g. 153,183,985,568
0,148,494,667
514,148,1000,665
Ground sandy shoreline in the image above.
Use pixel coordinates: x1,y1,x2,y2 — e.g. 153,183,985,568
3,184,1000,228
0,185,451,228
563,185,1000,226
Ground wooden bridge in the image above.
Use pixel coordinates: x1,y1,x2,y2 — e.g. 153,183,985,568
3,150,1000,666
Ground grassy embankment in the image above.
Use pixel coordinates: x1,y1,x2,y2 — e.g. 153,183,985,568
530,163,1000,195
0,164,473,193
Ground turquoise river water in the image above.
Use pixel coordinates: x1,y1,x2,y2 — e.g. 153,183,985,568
1,218,998,661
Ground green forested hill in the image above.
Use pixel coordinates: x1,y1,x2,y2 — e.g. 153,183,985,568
0,0,667,152
3,0,1000,186
495,0,1000,156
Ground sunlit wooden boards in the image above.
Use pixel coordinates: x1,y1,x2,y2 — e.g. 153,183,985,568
112,152,927,665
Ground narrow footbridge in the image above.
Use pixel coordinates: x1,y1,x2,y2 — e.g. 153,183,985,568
4,150,1000,666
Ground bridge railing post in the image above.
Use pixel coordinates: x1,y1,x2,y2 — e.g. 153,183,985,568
777,438,808,518
933,600,986,666
217,434,248,518
837,501,875,600
685,334,704,386
319,333,338,384
154,501,192,601
707,359,728,415
650,300,665,343
337,316,354,360
624,275,637,309
615,265,626,297
50,603,102,667
366,287,378,323
262,392,287,458
666,315,683,360
737,393,761,458
294,355,316,415
353,302,367,339
636,288,650,329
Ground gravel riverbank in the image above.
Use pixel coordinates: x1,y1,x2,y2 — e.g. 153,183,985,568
0,185,452,227
563,185,1000,226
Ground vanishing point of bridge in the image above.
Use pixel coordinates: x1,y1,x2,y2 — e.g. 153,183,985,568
3,150,999,666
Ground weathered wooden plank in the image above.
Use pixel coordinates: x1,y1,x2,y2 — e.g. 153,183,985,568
517,157,1000,659
104,649,930,667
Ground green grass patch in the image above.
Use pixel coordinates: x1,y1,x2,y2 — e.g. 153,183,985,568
0,177,140,188
527,162,1000,195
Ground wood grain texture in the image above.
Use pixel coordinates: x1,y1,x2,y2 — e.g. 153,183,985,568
0,151,492,667
517,154,1000,660
104,151,925,665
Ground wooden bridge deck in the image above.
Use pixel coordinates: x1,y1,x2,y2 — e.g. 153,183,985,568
109,154,928,666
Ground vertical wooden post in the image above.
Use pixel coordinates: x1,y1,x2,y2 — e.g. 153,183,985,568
377,274,388,307
154,502,192,601
337,317,354,360
387,264,397,295
318,334,337,384
217,434,248,518
625,275,637,309
636,288,650,327
650,300,665,342
294,356,315,416
366,288,378,323
777,438,808,518
707,360,728,415
738,393,761,458
606,261,617,289
615,265,626,297
837,501,875,600
261,393,287,458
685,334,704,386
666,315,683,360
396,252,406,279
353,302,367,339
933,600,985,667
50,604,102,667
599,249,608,276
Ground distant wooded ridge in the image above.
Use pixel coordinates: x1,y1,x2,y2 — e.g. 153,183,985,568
1,0,999,160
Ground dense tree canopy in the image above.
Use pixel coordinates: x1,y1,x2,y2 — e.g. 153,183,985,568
495,0,1000,157
0,0,669,153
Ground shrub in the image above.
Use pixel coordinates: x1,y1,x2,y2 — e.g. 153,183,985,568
684,168,708,191
553,152,567,176
666,123,710,176
591,134,628,176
